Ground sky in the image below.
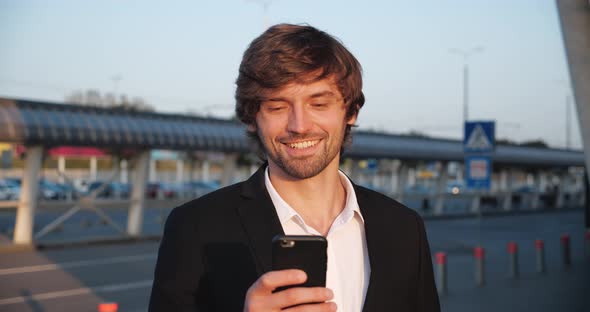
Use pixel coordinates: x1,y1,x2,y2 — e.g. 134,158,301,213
0,0,582,149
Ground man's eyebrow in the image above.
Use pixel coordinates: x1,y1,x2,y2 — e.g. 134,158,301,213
264,97,289,102
263,91,337,102
309,91,336,99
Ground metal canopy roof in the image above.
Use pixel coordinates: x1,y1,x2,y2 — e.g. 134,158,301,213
349,132,583,167
0,98,248,152
0,98,584,168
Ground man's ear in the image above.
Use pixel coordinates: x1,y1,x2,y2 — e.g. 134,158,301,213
247,123,257,132
346,109,359,126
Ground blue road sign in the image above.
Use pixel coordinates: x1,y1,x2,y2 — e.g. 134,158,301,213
464,121,495,153
465,155,492,190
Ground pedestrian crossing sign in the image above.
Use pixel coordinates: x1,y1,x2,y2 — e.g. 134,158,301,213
464,121,495,153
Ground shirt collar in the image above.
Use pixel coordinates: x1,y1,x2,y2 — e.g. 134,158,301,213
264,167,364,228
339,170,364,224
265,167,299,224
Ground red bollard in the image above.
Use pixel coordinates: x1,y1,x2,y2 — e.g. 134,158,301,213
507,241,519,278
561,233,571,269
474,246,485,286
98,302,118,312
535,239,546,273
435,252,447,296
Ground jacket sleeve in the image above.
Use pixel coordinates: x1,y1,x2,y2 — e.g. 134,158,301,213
148,206,208,312
415,214,441,312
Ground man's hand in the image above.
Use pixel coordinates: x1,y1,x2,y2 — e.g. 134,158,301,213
244,269,336,311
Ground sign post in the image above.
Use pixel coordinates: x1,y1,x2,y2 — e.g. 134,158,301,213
464,121,495,246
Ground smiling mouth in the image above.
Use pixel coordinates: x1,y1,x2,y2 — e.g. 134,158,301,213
285,139,320,149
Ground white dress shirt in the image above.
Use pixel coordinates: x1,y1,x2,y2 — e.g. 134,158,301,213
265,168,371,312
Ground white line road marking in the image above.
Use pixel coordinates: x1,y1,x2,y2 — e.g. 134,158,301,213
0,253,157,276
0,280,153,306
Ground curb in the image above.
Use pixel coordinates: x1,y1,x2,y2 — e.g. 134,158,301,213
0,235,162,253
421,206,583,221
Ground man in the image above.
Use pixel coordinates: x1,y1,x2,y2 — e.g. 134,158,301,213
149,24,440,312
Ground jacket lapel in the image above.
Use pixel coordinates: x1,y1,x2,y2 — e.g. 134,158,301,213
236,165,285,275
355,185,393,312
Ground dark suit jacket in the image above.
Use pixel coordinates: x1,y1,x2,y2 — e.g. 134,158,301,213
149,166,440,311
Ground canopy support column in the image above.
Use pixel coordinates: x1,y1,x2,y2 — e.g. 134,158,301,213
58,156,66,184
220,154,238,186
434,162,449,215
396,163,409,203
202,159,210,182
90,156,98,180
501,169,514,211
13,146,43,245
127,150,150,237
176,159,184,183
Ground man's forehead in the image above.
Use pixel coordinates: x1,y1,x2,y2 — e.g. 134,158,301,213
261,77,342,101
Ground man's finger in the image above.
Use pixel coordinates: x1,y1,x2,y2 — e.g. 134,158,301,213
272,287,333,309
283,301,337,312
254,269,307,293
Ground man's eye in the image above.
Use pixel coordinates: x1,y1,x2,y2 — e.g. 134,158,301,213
311,103,327,108
266,105,286,111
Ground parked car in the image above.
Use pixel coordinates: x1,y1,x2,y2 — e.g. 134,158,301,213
39,179,68,200
0,182,15,200
3,178,24,199
87,181,113,198
57,181,80,199
1,177,78,200
2,177,21,187
0,179,20,200
111,182,131,199
0,186,10,200
512,185,537,193
185,181,220,197
174,182,197,198
404,184,432,195
146,182,178,199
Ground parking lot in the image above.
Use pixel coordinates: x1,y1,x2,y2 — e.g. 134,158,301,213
0,209,588,312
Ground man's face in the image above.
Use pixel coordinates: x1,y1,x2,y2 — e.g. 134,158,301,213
251,77,357,180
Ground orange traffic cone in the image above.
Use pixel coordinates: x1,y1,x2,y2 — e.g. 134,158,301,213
98,302,118,312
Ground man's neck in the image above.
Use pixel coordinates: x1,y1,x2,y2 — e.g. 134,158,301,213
268,159,347,236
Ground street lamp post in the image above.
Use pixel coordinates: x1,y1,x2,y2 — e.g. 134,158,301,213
555,79,574,150
450,47,484,125
451,47,484,246
110,74,123,103
247,0,275,29
566,94,572,150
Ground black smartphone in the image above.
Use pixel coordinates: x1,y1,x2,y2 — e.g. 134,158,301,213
271,235,328,292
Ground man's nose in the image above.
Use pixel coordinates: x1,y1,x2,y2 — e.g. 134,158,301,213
286,105,312,133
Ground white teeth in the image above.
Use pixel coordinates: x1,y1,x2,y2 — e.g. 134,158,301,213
288,140,319,149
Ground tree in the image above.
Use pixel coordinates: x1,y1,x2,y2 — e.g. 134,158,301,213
496,138,517,146
65,89,155,112
519,140,549,148
403,130,430,138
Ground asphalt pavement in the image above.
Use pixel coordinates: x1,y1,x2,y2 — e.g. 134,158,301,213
0,209,588,312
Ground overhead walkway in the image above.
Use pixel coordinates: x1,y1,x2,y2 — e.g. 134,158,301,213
0,97,586,246
0,98,584,166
